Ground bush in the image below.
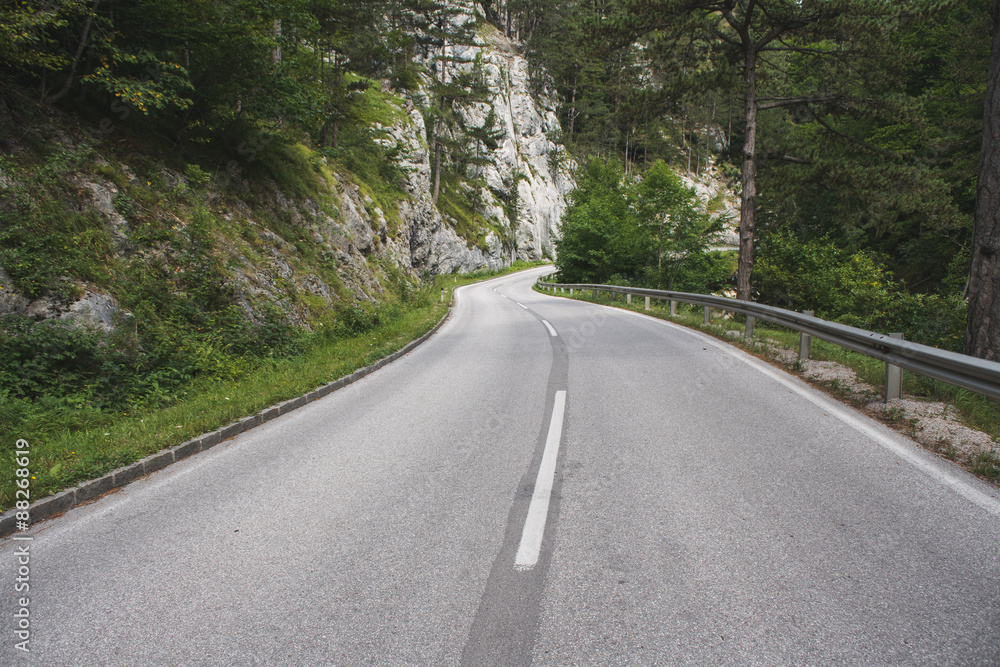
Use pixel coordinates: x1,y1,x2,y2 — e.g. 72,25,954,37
755,232,966,350
0,315,136,406
555,158,729,293
334,304,380,337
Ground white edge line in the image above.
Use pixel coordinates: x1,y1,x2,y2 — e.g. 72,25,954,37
594,303,1000,518
542,320,558,337
514,390,567,571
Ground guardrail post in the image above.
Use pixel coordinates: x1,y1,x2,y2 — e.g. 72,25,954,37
593,288,600,299
703,306,711,325
798,311,813,362
885,333,904,402
645,296,650,311
670,300,677,316
569,288,573,295
626,294,632,304
745,315,755,339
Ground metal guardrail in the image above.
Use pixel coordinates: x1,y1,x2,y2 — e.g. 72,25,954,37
536,280,1000,403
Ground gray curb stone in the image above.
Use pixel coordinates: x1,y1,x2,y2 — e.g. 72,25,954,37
173,438,201,461
32,489,77,523
0,513,16,537
143,451,174,475
76,474,115,503
218,422,242,441
201,430,222,450
0,304,454,539
112,464,143,487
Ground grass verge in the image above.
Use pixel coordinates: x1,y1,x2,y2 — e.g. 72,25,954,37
0,261,548,511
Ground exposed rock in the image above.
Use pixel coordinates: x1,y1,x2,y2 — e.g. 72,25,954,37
0,267,30,317
2,3,573,336
680,166,740,248
0,267,124,332
79,178,130,247
374,7,573,273
60,291,122,332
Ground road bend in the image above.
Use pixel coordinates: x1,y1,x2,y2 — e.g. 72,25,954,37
2,266,999,665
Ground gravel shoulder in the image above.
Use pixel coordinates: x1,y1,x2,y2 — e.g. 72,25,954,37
743,333,999,477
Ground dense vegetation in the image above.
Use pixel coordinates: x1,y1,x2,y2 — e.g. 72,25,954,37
0,0,533,505
556,157,732,291
1,0,998,506
2,0,993,354
502,0,994,352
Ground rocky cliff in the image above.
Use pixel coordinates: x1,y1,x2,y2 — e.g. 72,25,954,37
378,10,574,274
0,6,572,331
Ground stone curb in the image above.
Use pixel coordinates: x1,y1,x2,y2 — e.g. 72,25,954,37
0,305,454,539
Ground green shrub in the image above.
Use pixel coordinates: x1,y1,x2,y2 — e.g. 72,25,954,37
0,315,135,406
755,232,966,350
334,304,381,336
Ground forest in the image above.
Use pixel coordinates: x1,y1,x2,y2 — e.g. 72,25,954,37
0,0,997,359
495,0,995,357
1,0,999,505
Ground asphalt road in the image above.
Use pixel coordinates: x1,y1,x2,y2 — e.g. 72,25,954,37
3,266,999,666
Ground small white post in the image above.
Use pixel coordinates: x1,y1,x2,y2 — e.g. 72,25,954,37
703,306,711,325
670,300,677,316
644,296,650,311
885,332,904,402
798,311,813,362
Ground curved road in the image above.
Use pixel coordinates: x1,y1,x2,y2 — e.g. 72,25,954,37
3,266,1000,665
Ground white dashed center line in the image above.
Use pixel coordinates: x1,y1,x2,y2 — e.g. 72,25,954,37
514,390,567,571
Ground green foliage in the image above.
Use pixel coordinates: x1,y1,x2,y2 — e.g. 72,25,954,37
556,158,729,292
0,148,113,298
184,164,211,188
971,451,1000,481
755,232,967,350
333,304,381,337
0,316,134,406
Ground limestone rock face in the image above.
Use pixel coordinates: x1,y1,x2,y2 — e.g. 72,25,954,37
0,264,124,332
0,3,573,332
374,6,573,274
679,167,740,249
451,23,574,263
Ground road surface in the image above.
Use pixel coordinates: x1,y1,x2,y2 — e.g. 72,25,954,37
3,266,999,665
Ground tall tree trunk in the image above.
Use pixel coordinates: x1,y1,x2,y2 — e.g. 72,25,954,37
46,0,100,104
431,114,444,205
271,19,282,64
569,67,579,137
737,44,758,302
965,1,1000,361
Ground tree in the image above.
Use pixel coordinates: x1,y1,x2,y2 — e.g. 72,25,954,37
556,158,728,289
596,0,895,299
630,161,724,289
751,1,990,294
966,0,1000,361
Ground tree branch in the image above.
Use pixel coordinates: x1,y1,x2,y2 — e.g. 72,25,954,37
761,153,813,165
757,95,839,110
46,0,101,105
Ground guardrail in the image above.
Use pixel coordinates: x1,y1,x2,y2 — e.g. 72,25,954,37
536,280,1000,403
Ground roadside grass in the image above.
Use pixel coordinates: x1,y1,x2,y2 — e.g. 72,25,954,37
0,261,548,511
537,285,1000,444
